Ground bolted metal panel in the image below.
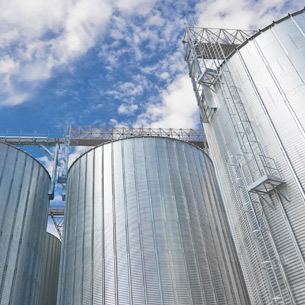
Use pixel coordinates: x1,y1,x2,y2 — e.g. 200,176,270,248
37,232,61,305
0,142,50,305
57,137,250,305
185,8,305,305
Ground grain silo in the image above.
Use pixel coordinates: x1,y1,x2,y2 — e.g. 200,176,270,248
57,137,250,305
184,8,305,305
0,142,50,305
38,232,61,305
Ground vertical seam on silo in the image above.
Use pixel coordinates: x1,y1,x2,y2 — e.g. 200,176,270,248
8,158,34,305
111,142,118,305
165,139,194,305
0,149,25,302
121,141,133,304
189,143,218,304
205,155,240,304
154,138,178,305
47,236,52,304
0,144,9,186
91,150,95,305
175,141,205,304
28,161,44,303
181,144,209,305
201,152,229,304
132,139,148,305
72,160,81,304
59,163,72,304
24,160,39,303
209,159,248,304
0,148,17,234
80,154,88,304
102,145,105,305
142,138,164,305
36,166,48,304
190,148,220,305
45,235,50,304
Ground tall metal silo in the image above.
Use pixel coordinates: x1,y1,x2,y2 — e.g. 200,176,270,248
57,137,250,305
184,8,305,305
38,232,61,305
0,143,50,305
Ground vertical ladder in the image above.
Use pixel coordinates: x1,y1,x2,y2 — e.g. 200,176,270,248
209,41,294,305
184,27,295,303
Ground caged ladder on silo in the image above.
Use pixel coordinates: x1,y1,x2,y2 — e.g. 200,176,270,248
183,26,295,305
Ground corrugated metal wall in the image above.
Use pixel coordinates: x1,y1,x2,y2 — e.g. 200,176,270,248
198,10,305,305
37,232,61,305
0,143,50,305
57,137,250,305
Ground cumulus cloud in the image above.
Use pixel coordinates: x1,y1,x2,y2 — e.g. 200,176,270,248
68,146,92,168
37,155,54,175
115,0,157,15
118,103,138,114
136,74,200,128
0,0,300,110
101,81,147,103
195,0,301,29
0,0,113,106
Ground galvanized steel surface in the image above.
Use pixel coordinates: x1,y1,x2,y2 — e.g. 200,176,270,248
191,9,305,305
37,233,61,305
0,143,50,305
57,137,249,305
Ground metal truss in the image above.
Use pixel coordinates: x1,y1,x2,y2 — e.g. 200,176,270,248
183,27,257,60
0,126,207,240
70,126,206,148
0,126,207,199
0,127,206,147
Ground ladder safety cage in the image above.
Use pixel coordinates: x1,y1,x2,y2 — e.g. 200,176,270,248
183,27,257,123
183,25,295,304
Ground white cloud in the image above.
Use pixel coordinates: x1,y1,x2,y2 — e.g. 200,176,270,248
195,0,301,29
160,72,170,80
115,0,157,15
120,82,144,96
0,57,19,74
36,145,92,175
37,155,54,175
0,0,300,109
136,74,200,128
109,118,130,127
118,103,138,114
68,146,92,168
0,92,29,107
101,82,145,102
146,11,165,27
0,0,113,106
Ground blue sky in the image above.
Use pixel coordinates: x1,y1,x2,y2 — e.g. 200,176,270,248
0,0,301,236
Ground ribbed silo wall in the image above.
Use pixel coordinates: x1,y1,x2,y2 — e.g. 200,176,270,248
0,143,50,305
199,9,305,305
57,137,250,305
37,232,61,305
